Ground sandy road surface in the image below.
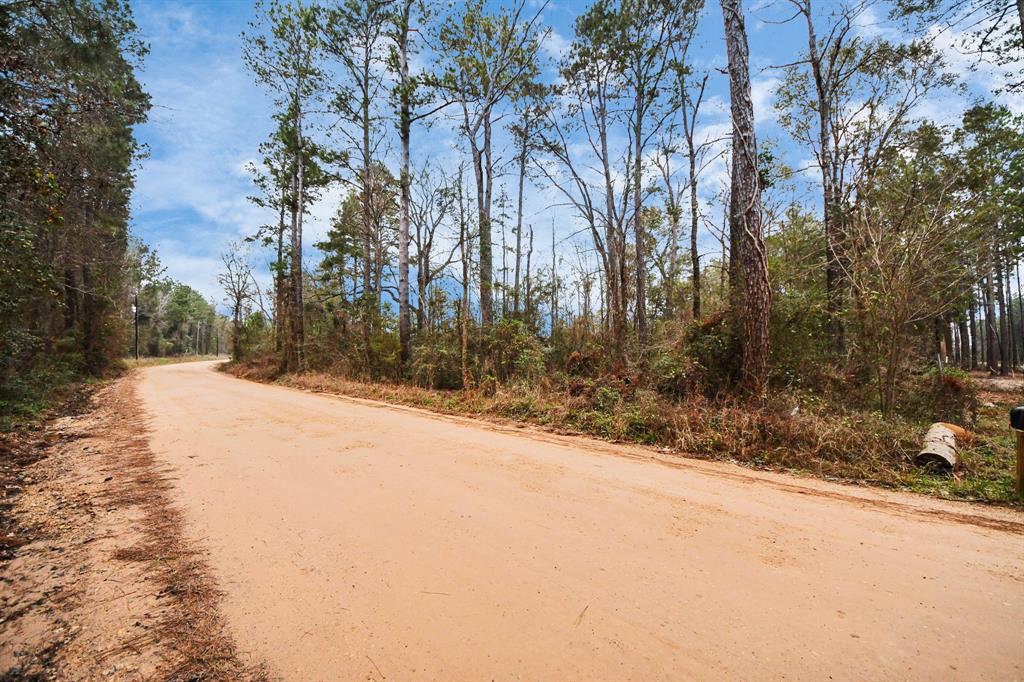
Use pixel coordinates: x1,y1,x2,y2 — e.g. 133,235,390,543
138,361,1023,681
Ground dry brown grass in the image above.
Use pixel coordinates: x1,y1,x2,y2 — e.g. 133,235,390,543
89,376,266,680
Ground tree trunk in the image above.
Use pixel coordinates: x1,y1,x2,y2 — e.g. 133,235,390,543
473,113,494,326
291,98,305,373
984,274,997,373
727,156,742,307
680,74,707,321
801,0,844,356
1017,258,1024,367
275,188,287,354
525,224,534,325
232,306,242,361
1006,262,1018,369
665,195,679,319
942,315,954,365
397,11,412,369
416,252,428,332
460,213,471,390
687,132,701,321
996,258,1009,375
633,96,648,347
551,222,558,336
722,0,771,394
969,294,978,369
361,86,374,365
958,316,970,370
501,217,509,318
513,142,527,317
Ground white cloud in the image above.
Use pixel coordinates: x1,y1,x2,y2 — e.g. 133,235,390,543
541,27,571,63
751,76,782,128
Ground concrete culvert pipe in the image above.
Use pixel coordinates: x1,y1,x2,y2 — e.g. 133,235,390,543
914,423,962,472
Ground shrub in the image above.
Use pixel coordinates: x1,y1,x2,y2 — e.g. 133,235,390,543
591,385,621,412
897,367,978,427
410,334,463,389
650,347,701,400
483,319,545,384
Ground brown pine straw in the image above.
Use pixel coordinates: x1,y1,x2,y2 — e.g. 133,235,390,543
97,376,268,681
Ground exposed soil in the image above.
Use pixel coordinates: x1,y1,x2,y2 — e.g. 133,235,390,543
0,375,259,680
138,360,1022,681
973,372,1024,404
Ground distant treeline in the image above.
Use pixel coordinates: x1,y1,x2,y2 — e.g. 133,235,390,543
132,280,227,359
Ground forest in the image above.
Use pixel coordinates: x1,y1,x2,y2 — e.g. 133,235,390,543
3,0,1023,499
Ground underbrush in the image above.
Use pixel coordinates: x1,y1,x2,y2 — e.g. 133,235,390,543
225,358,1021,505
0,359,97,432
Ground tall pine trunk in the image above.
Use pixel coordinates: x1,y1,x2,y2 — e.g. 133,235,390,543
397,9,412,369
1006,262,1018,368
801,0,844,356
471,113,494,326
361,84,373,364
969,294,978,369
1011,259,1019,366
958,316,970,370
722,0,771,395
687,130,701,320
984,274,997,373
291,100,305,373
275,187,287,354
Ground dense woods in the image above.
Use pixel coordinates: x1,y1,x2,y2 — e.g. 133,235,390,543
0,0,233,423
1,0,149,419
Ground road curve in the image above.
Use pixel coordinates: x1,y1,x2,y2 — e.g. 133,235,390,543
137,361,1023,681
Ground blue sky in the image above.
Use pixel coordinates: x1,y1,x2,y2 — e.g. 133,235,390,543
129,0,1019,307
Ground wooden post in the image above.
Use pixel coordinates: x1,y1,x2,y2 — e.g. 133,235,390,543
1011,407,1024,501
1017,431,1024,502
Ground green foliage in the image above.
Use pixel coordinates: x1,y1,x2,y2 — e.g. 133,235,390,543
766,206,830,386
679,312,741,396
649,346,700,400
410,334,463,390
239,312,273,359
483,319,545,384
1,0,149,422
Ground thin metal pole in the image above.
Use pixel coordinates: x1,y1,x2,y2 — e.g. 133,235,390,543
134,293,139,360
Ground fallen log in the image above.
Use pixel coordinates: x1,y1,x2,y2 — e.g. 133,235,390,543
914,423,961,472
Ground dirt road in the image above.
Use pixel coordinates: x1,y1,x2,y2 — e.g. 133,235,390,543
138,361,1023,681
